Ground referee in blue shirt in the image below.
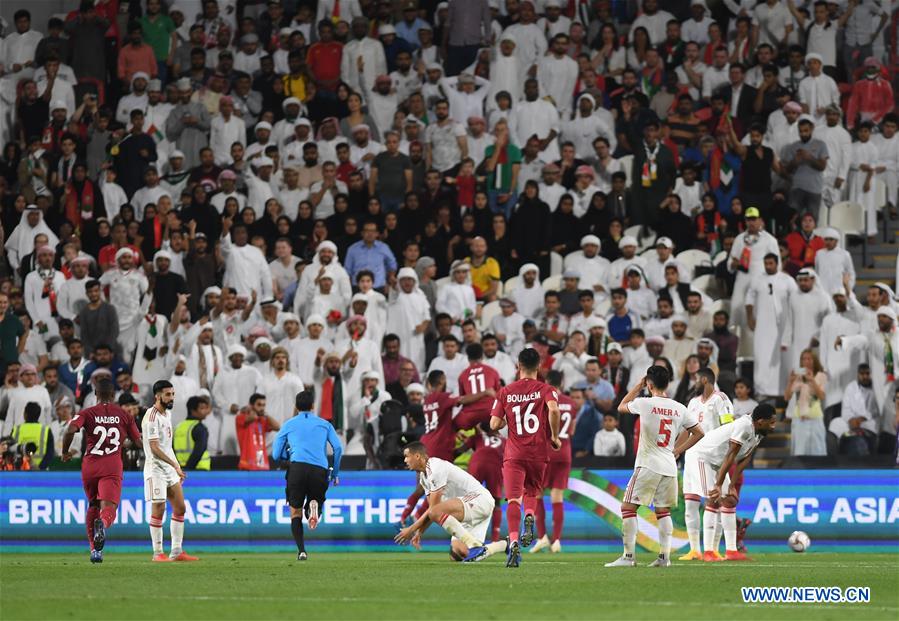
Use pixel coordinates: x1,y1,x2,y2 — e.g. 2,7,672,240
273,390,343,560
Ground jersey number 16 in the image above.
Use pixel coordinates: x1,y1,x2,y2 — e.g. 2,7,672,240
512,402,540,435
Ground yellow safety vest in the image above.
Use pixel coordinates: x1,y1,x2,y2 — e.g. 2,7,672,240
14,422,50,462
173,420,210,470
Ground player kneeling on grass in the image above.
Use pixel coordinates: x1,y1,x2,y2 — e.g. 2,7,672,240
606,367,704,568
143,380,198,562
394,442,508,563
62,378,142,563
273,390,343,561
684,403,777,562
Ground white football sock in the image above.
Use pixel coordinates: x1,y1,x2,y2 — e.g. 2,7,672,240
440,515,479,548
702,507,718,553
722,509,737,552
621,511,637,557
484,540,508,557
149,516,164,555
657,513,673,559
714,511,723,551
684,499,701,552
170,515,184,554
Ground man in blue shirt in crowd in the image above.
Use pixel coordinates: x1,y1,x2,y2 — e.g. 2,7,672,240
344,221,398,289
273,390,343,561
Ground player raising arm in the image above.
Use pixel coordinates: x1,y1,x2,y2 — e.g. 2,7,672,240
606,366,704,568
693,403,777,562
62,378,142,563
489,348,561,568
143,380,198,563
394,442,508,563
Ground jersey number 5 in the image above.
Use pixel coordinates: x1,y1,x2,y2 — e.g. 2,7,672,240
90,426,121,456
656,418,673,447
512,402,540,435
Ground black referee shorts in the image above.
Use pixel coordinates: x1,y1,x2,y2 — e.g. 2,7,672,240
285,462,329,510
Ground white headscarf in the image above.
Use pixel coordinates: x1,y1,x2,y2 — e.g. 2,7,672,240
4,208,60,269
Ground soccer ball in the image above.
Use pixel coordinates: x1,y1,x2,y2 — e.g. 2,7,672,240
788,531,811,553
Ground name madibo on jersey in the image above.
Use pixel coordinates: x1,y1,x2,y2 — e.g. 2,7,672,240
69,403,142,477
490,378,558,462
627,396,699,477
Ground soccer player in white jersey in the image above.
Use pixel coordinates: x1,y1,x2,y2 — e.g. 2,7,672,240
683,403,776,562
142,380,198,562
394,442,508,563
606,366,704,568
680,368,735,561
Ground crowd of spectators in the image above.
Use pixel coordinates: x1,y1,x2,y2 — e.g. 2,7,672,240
0,0,897,470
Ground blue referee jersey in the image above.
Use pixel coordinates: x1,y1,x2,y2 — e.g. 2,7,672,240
273,411,343,476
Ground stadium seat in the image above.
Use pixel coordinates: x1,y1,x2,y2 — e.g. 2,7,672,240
542,275,562,292
676,249,712,278
828,201,867,263
710,299,729,315
479,300,501,332
550,251,563,276
690,274,716,299
618,154,634,186
624,225,656,250
504,276,521,295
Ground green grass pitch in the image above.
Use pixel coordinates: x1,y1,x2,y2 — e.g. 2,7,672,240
1,552,897,620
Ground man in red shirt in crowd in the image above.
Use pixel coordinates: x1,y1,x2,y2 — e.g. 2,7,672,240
488,348,561,568
62,378,142,563
531,370,578,554
454,343,502,430
98,223,141,271
306,20,342,94
237,393,281,470
784,212,824,271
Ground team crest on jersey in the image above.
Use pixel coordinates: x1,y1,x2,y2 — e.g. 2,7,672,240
154,488,160,496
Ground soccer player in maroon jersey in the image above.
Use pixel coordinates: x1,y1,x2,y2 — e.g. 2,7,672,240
457,423,505,542
61,379,142,563
489,348,561,568
531,370,577,554
454,344,503,431
399,369,496,527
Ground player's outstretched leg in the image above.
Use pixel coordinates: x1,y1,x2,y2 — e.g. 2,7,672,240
463,538,509,563
149,505,170,562
702,505,722,562
290,506,307,560
605,505,637,567
721,503,750,561
530,496,550,553
86,503,101,561
168,484,199,561
550,489,565,552
648,508,672,567
680,494,703,560
505,499,523,568
520,496,537,547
